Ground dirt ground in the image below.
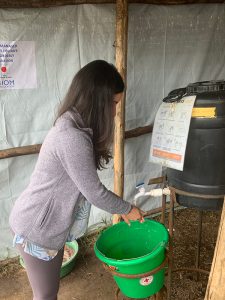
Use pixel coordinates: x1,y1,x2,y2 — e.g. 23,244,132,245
0,208,221,300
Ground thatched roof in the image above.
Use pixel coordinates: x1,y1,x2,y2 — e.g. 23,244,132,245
0,0,224,8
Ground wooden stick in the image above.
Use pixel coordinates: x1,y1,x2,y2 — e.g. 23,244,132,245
0,0,223,8
113,0,128,225
204,196,225,300
125,125,153,139
155,285,167,300
148,176,165,185
0,144,41,159
0,124,153,160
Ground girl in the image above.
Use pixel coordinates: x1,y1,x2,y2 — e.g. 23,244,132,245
9,60,144,300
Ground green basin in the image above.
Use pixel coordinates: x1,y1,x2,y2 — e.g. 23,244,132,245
19,240,79,278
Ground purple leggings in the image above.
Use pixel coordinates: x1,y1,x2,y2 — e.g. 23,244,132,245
17,244,64,300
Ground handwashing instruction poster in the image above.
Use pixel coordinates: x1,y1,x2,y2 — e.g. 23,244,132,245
150,96,196,171
0,41,37,90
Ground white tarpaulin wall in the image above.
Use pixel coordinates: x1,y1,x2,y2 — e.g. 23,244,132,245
0,3,225,259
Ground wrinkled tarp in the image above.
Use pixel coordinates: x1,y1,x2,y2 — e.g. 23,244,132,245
0,3,225,258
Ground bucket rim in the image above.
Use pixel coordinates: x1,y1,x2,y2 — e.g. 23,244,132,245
94,219,169,266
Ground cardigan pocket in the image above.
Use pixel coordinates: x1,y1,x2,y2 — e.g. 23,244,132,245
39,198,54,228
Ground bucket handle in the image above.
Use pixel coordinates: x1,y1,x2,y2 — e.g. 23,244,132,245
103,252,168,279
148,240,167,256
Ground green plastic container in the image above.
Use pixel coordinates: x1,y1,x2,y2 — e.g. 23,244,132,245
94,220,169,299
20,241,79,279
60,241,79,278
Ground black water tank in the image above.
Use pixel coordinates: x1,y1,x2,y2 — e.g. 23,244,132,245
165,80,225,211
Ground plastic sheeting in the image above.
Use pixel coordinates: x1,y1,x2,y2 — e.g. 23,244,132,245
0,3,225,259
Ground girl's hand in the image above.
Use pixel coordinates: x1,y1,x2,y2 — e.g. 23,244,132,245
121,206,145,225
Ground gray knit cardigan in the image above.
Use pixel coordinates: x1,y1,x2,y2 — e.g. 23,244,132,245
9,109,131,250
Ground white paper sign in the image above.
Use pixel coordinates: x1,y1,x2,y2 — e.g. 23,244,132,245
150,96,196,171
0,41,37,90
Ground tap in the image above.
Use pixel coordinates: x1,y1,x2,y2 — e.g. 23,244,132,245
134,182,170,206
134,182,145,200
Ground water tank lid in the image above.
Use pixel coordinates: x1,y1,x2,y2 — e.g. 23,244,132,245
163,80,225,103
187,80,225,94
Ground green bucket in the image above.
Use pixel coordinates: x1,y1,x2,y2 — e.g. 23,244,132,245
94,220,169,299
20,241,79,279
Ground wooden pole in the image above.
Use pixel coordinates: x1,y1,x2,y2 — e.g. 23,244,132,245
113,0,128,224
204,196,225,300
125,124,153,139
0,125,152,160
0,144,41,159
0,0,224,8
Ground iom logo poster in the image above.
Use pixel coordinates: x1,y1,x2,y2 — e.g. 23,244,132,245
0,41,37,90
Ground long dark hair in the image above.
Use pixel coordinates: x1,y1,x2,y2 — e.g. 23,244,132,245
56,60,125,170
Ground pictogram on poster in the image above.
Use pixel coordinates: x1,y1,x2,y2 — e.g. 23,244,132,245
150,96,196,171
0,41,37,90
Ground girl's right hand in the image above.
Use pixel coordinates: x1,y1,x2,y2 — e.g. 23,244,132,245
121,206,145,225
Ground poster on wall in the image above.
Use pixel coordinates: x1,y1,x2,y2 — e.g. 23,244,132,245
0,41,37,90
149,96,196,171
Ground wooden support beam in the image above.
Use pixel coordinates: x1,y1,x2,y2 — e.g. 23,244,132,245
204,196,225,300
113,0,128,225
125,125,153,139
148,176,165,185
0,125,153,160
0,144,41,159
0,0,223,8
